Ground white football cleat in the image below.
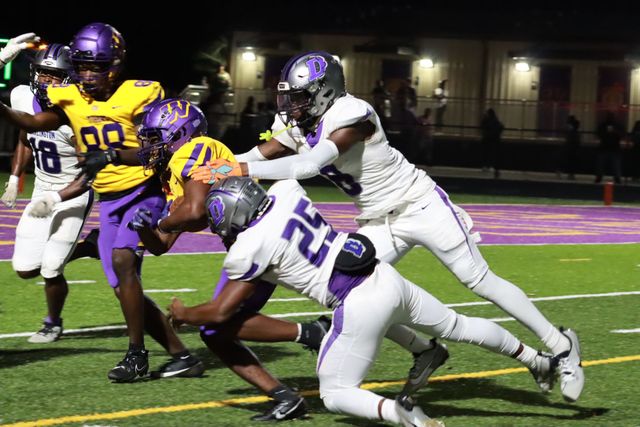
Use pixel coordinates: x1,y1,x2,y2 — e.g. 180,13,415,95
557,327,584,402
529,351,557,393
395,396,445,427
28,322,62,343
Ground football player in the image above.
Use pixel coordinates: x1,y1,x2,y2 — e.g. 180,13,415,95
0,43,97,343
170,177,556,426
0,23,201,382
129,98,328,420
195,51,584,402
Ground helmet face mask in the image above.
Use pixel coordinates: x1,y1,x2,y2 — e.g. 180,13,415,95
137,99,207,171
277,52,345,129
205,177,270,241
69,22,126,96
29,44,72,106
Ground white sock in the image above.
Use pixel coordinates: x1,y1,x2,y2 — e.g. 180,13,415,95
386,325,433,353
323,390,401,424
541,326,571,355
472,270,565,353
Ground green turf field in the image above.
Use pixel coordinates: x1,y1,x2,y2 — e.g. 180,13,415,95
1,176,639,426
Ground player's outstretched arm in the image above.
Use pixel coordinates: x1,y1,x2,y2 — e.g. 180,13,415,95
1,131,32,208
169,279,256,327
0,32,39,68
0,103,65,133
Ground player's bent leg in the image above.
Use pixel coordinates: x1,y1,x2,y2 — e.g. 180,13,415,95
200,332,307,421
471,270,571,355
16,269,40,279
143,296,204,379
27,274,68,344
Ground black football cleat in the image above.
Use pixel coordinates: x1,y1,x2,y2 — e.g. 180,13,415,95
150,354,205,378
251,396,308,422
108,349,149,382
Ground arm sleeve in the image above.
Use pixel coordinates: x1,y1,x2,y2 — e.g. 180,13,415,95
246,138,339,180
235,145,267,163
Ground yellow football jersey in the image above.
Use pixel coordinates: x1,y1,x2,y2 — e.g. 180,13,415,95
47,80,164,194
166,136,235,198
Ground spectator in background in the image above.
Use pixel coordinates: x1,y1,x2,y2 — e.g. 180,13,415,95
595,112,623,184
481,108,505,179
416,107,434,165
433,79,448,131
210,64,232,106
372,79,391,123
628,120,640,182
564,115,581,180
396,78,417,115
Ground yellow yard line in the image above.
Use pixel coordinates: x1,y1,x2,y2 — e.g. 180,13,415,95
3,354,639,427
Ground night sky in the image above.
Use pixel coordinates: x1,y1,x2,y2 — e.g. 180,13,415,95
2,2,640,92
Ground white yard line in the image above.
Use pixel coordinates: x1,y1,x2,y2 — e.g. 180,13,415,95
36,280,96,285
143,288,197,293
2,290,638,340
610,328,640,334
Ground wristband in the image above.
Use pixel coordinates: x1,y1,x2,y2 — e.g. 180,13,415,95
52,192,62,203
9,175,19,184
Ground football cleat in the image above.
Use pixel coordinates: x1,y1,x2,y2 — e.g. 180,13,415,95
395,395,445,427
150,354,205,378
400,339,449,398
108,349,149,382
250,396,308,421
529,351,557,393
28,321,63,344
556,327,584,402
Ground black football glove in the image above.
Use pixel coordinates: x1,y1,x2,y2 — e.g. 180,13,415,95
77,148,119,181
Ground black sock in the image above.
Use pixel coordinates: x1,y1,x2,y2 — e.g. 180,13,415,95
128,343,146,353
268,385,299,402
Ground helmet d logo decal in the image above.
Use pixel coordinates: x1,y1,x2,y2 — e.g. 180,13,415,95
306,56,328,81
209,196,226,227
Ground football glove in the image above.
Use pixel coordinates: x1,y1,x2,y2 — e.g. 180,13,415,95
128,208,155,231
28,191,61,217
191,159,242,185
0,33,40,66
77,148,119,181
0,176,19,208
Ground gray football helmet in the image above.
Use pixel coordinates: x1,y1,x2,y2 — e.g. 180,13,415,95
205,177,271,241
277,51,345,129
29,43,72,105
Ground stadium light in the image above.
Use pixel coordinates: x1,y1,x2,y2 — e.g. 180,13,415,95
514,57,531,72
242,50,257,62
419,58,434,69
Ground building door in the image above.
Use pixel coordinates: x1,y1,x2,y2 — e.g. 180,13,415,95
537,65,571,137
597,66,630,126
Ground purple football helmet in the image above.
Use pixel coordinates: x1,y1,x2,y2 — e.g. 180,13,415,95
68,22,126,96
29,43,72,105
137,98,208,170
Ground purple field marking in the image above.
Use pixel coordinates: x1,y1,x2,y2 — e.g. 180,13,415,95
1,201,639,260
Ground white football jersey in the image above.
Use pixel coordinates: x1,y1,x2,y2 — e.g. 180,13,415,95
271,94,436,220
223,180,348,308
10,85,77,186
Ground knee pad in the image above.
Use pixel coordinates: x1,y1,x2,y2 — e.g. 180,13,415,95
322,393,344,414
40,242,71,279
